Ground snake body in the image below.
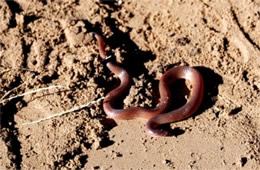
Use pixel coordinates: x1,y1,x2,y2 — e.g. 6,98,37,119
94,33,204,136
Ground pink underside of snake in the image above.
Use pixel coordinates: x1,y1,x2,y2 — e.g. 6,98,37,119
94,33,204,137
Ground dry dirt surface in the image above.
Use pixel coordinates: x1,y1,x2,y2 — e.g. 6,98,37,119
0,0,260,169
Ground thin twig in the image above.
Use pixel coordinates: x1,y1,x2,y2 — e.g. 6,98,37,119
0,85,67,104
0,66,39,75
21,97,105,125
0,83,25,102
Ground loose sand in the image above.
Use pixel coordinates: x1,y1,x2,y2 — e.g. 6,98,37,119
0,0,259,169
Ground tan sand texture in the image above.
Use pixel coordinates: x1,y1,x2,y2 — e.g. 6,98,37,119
0,0,259,169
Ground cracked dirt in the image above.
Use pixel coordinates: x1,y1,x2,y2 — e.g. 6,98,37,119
0,0,259,169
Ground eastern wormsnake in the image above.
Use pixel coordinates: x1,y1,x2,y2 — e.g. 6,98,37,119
94,33,204,137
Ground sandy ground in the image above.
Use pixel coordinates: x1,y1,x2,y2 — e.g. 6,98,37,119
0,0,260,169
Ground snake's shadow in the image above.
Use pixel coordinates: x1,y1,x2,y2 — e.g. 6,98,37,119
96,3,156,78
164,66,223,137
194,66,223,116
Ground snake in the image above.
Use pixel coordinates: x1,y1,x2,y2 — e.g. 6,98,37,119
94,33,204,137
